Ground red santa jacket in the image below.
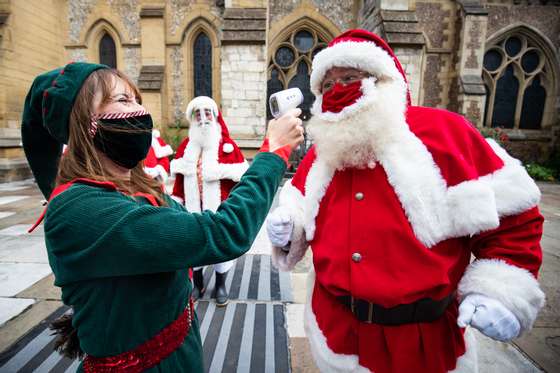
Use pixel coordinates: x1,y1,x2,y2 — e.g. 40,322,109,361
144,131,172,181
273,106,544,373
171,136,248,212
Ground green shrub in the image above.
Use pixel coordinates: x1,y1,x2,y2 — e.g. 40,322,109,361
525,163,556,182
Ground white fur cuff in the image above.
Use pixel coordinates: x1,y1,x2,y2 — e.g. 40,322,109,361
458,259,545,333
219,161,249,182
170,158,194,176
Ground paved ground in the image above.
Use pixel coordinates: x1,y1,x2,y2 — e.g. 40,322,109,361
0,179,558,372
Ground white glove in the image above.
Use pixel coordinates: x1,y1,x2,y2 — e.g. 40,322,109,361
144,167,160,178
457,293,521,341
202,164,222,181
170,158,196,176
266,209,293,248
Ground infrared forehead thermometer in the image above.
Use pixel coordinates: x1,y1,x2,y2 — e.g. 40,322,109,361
269,88,304,118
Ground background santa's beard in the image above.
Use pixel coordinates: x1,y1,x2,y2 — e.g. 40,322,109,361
307,78,408,170
189,121,221,149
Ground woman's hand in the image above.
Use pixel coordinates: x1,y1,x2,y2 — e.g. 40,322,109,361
266,108,304,152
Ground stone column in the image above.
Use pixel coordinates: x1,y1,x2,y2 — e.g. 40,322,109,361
138,5,166,128
455,1,488,127
221,7,267,157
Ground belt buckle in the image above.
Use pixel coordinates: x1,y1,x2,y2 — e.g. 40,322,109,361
350,296,356,314
368,302,374,323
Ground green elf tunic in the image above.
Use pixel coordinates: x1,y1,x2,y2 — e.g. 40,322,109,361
43,152,286,372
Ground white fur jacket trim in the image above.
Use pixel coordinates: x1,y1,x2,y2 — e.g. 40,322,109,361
458,258,545,334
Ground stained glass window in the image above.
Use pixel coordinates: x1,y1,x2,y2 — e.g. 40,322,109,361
99,33,116,68
267,28,328,120
193,32,212,97
482,32,551,130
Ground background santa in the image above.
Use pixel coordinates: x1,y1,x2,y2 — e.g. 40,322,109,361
143,129,173,183
171,96,248,306
267,29,544,373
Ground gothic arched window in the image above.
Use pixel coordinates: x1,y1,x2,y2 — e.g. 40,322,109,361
482,32,553,130
193,32,212,97
99,33,117,68
267,28,328,120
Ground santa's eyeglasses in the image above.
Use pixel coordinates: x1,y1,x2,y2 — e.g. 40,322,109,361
193,108,214,122
321,72,372,93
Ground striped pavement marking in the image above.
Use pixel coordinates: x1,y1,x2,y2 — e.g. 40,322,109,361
0,255,292,372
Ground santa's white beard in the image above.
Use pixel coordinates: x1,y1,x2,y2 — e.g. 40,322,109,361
189,120,221,149
307,77,408,170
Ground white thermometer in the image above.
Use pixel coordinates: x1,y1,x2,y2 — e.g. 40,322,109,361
269,88,304,118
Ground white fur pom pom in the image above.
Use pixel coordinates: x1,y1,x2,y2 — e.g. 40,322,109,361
223,143,234,153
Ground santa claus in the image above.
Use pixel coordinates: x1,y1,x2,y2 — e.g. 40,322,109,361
267,29,544,373
171,96,249,306
144,129,173,183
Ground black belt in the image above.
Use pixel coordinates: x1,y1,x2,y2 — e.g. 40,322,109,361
338,293,454,326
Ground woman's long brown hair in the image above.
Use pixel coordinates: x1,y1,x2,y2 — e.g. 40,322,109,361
56,68,166,205
51,69,169,357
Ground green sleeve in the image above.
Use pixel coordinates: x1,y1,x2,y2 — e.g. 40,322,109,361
45,152,285,284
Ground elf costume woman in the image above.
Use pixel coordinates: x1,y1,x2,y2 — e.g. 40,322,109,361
21,62,303,372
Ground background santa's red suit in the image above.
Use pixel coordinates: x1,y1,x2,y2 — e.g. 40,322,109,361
171,97,248,274
144,129,173,183
271,29,544,373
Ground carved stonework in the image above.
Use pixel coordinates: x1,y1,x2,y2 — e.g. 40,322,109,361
68,0,97,43
269,0,354,32
169,0,193,36
170,46,185,123
122,46,141,83
107,0,140,43
465,19,482,69
415,2,452,49
423,54,443,107
466,100,482,125
69,48,88,62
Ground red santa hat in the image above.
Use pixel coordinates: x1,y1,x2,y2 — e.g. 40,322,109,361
310,29,410,104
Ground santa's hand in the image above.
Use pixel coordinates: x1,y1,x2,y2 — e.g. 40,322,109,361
144,167,160,179
202,164,222,181
267,108,304,152
266,209,293,248
170,158,196,176
457,293,521,341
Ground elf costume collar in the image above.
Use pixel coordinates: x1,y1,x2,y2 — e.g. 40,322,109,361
28,178,161,233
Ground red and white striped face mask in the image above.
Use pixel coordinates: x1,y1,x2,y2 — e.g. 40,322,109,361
90,109,154,169
89,109,150,137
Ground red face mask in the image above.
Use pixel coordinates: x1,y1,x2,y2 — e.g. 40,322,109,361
321,80,363,113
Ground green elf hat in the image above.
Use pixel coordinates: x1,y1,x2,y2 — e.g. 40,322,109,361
21,62,108,198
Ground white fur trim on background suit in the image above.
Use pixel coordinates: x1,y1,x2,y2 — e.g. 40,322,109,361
178,140,223,213
310,41,405,95
458,259,545,333
271,182,309,271
170,158,194,176
218,160,249,182
153,164,168,183
304,269,372,373
151,140,173,159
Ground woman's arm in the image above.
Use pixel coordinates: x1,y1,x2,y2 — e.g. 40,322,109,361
45,152,285,284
